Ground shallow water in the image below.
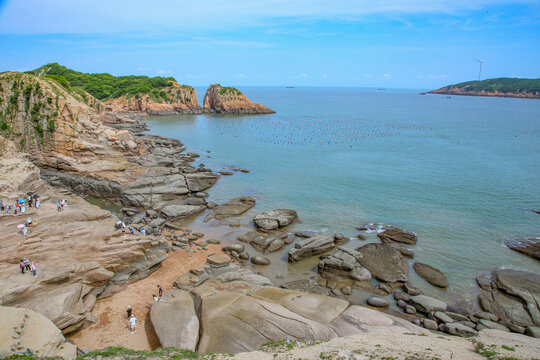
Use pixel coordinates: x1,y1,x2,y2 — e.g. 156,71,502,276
143,87,540,301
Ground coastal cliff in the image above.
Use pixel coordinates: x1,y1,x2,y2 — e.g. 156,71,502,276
430,77,540,99
203,84,275,114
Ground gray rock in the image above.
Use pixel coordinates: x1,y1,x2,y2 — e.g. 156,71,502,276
185,173,218,192
526,326,540,338
423,319,438,330
289,235,335,262
251,233,287,253
149,217,167,228
146,209,158,218
475,273,491,291
377,227,418,245
413,262,448,288
355,243,408,283
409,295,447,313
223,243,245,253
161,204,206,221
341,286,352,296
238,252,250,260
403,283,423,296
318,247,371,282
478,319,510,332
457,320,477,329
505,237,540,261
367,297,389,308
397,300,407,309
280,279,331,296
445,312,469,322
434,311,454,323
204,197,256,222
445,322,478,337
334,233,349,245
475,311,498,322
499,320,525,334
295,230,317,238
405,305,417,314
394,291,410,302
253,209,298,230
251,256,271,266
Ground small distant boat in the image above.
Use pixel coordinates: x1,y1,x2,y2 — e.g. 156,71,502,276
377,88,386,91
419,92,427,95
286,86,295,89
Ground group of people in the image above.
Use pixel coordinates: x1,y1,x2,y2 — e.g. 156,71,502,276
115,221,146,236
19,257,37,277
56,199,67,212
124,286,163,334
1,193,40,216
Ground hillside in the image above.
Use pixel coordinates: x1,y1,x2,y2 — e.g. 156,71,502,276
430,77,540,99
26,63,200,113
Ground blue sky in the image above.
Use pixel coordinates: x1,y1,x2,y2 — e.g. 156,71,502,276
0,0,539,88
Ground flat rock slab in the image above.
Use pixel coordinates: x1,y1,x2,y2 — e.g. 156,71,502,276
410,295,447,313
355,243,408,283
377,227,418,245
207,254,231,265
413,262,448,288
505,237,540,261
289,235,335,262
161,204,206,221
204,196,256,222
253,209,297,231
318,247,371,282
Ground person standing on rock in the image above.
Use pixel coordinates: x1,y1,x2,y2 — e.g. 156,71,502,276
126,306,132,319
19,260,25,274
129,314,137,333
35,199,40,209
30,262,37,277
57,201,62,212
24,258,30,272
157,285,163,299
23,226,28,237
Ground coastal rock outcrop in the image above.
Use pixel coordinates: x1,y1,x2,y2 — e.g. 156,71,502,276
289,235,335,262
505,237,540,261
413,262,449,288
377,227,418,245
204,196,256,222
253,209,297,230
355,243,408,283
153,255,423,354
203,84,275,114
0,306,77,359
318,247,372,282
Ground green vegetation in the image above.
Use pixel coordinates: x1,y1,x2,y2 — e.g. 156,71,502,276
215,84,242,96
82,346,198,359
501,345,515,352
474,342,520,360
27,63,177,101
442,77,540,94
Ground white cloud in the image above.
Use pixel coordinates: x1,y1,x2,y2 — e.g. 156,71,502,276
156,69,172,75
0,0,535,34
383,73,392,78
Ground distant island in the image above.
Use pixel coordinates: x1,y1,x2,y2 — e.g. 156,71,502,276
429,77,540,99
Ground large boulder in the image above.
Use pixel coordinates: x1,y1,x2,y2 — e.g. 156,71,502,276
0,306,76,360
413,262,448,288
253,209,297,231
355,243,408,283
409,295,448,313
203,84,275,114
318,247,371,282
185,173,219,192
150,289,199,350
377,227,418,245
204,197,256,222
288,235,335,262
160,203,206,221
250,232,288,253
505,237,540,261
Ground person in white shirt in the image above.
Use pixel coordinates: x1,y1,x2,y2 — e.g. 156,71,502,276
129,315,137,333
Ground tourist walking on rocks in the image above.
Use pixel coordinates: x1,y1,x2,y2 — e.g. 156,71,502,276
129,315,137,333
126,306,132,319
19,260,25,274
30,262,36,277
5,204,10,215
158,285,163,299
35,199,40,209
57,201,62,212
24,258,30,271
129,226,134,235
153,294,159,302
22,226,28,237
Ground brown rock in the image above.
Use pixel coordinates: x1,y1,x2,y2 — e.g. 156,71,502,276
203,84,275,114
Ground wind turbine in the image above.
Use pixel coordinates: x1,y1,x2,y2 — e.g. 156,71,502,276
473,58,486,81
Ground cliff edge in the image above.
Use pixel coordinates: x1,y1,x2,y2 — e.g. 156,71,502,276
203,84,275,114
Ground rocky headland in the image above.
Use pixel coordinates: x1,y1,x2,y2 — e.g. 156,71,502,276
203,84,275,114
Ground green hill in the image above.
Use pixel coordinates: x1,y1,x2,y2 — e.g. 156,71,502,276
26,63,177,100
430,77,540,98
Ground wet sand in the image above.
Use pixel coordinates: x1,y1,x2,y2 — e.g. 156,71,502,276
69,243,222,351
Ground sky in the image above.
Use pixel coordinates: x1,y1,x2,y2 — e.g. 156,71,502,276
0,0,539,88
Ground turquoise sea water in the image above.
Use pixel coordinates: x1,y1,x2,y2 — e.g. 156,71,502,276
144,87,540,300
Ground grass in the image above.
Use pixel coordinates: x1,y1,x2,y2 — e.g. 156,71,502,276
81,346,199,359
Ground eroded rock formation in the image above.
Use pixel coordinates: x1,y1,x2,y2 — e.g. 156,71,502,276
203,84,275,114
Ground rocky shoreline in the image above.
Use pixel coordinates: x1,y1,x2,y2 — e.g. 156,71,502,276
1,69,539,358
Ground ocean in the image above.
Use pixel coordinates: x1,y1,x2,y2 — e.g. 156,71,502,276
143,87,540,302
